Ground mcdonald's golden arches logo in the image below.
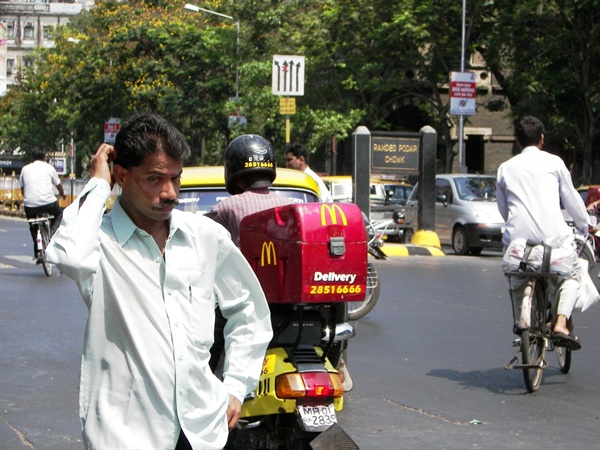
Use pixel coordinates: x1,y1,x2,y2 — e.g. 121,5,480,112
260,241,277,266
320,204,348,226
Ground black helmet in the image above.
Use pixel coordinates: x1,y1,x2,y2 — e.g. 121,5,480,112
224,134,276,194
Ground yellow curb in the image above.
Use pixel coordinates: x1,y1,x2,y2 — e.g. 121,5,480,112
381,243,445,257
411,229,441,249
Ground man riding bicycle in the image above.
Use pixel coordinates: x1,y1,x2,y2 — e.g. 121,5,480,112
19,147,66,262
496,116,591,350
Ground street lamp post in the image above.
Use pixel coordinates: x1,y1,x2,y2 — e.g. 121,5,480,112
184,3,240,101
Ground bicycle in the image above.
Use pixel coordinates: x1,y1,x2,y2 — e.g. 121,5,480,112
27,214,54,277
504,235,592,392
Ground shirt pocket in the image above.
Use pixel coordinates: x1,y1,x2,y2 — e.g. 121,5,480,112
187,285,217,346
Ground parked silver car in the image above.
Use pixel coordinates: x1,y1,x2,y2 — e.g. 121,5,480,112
403,174,505,255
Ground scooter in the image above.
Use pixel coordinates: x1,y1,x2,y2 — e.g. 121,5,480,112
228,203,364,450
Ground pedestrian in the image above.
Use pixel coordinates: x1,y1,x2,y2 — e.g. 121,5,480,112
19,147,66,261
497,115,591,349
285,142,333,202
46,112,273,450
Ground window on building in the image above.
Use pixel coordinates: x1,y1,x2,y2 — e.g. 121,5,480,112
23,22,35,40
43,25,54,40
7,59,15,77
6,21,15,38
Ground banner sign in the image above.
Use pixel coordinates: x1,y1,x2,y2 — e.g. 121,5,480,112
104,118,121,144
450,71,476,116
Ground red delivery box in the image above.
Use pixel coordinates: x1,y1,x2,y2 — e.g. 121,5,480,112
239,203,367,304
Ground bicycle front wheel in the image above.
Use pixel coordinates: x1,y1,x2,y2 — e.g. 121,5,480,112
40,223,53,277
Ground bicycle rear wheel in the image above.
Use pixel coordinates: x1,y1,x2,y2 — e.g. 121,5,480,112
520,280,546,392
520,329,545,392
40,222,53,277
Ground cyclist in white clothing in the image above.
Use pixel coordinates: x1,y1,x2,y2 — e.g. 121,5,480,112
497,115,591,350
19,147,65,261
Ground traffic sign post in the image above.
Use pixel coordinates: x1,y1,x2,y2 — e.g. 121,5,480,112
272,55,305,96
104,118,121,144
450,71,476,116
273,55,304,143
450,71,476,173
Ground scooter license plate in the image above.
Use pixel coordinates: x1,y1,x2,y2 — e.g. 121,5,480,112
297,403,337,432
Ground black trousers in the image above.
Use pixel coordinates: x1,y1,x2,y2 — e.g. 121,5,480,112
24,201,63,257
175,430,192,450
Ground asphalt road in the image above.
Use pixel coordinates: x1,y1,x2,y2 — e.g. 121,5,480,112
1,216,599,450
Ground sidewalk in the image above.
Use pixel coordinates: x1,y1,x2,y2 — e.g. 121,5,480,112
0,209,25,219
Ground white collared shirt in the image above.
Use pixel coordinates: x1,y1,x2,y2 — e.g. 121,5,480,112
47,178,272,450
304,167,334,202
18,160,61,207
497,146,590,246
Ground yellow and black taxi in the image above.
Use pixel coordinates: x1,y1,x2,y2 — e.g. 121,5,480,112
321,175,406,241
176,165,320,214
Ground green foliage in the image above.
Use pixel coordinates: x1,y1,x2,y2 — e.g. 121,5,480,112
0,0,597,181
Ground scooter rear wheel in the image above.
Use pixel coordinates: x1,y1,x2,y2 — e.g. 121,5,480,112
347,261,380,320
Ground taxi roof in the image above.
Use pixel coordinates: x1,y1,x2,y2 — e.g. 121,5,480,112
181,166,320,194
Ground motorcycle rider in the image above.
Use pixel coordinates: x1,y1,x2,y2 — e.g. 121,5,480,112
207,134,352,389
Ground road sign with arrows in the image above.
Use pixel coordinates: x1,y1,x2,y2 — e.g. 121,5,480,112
272,55,305,96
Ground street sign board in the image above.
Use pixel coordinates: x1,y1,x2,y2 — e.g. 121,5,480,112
279,97,296,115
104,118,120,144
48,157,67,175
371,133,420,175
450,71,476,116
272,55,305,96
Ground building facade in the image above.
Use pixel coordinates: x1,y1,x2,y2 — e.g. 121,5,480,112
0,0,94,95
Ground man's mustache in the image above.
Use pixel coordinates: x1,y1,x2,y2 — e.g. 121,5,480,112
152,198,180,209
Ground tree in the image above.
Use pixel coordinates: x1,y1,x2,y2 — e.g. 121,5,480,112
478,0,600,184
1,0,597,181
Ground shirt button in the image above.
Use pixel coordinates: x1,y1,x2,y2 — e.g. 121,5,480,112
179,356,184,361
168,290,173,295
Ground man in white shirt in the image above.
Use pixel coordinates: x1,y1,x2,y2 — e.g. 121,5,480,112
19,147,66,260
497,115,590,350
47,112,273,450
285,142,334,202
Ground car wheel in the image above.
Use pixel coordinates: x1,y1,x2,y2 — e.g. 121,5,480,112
452,225,470,255
404,228,414,244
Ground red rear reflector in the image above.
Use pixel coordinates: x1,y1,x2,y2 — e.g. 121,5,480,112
301,372,335,398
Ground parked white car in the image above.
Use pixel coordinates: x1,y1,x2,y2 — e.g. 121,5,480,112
403,174,505,255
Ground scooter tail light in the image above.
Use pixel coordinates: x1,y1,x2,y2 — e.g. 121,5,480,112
276,372,344,399
276,373,306,399
301,372,343,398
329,372,345,398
